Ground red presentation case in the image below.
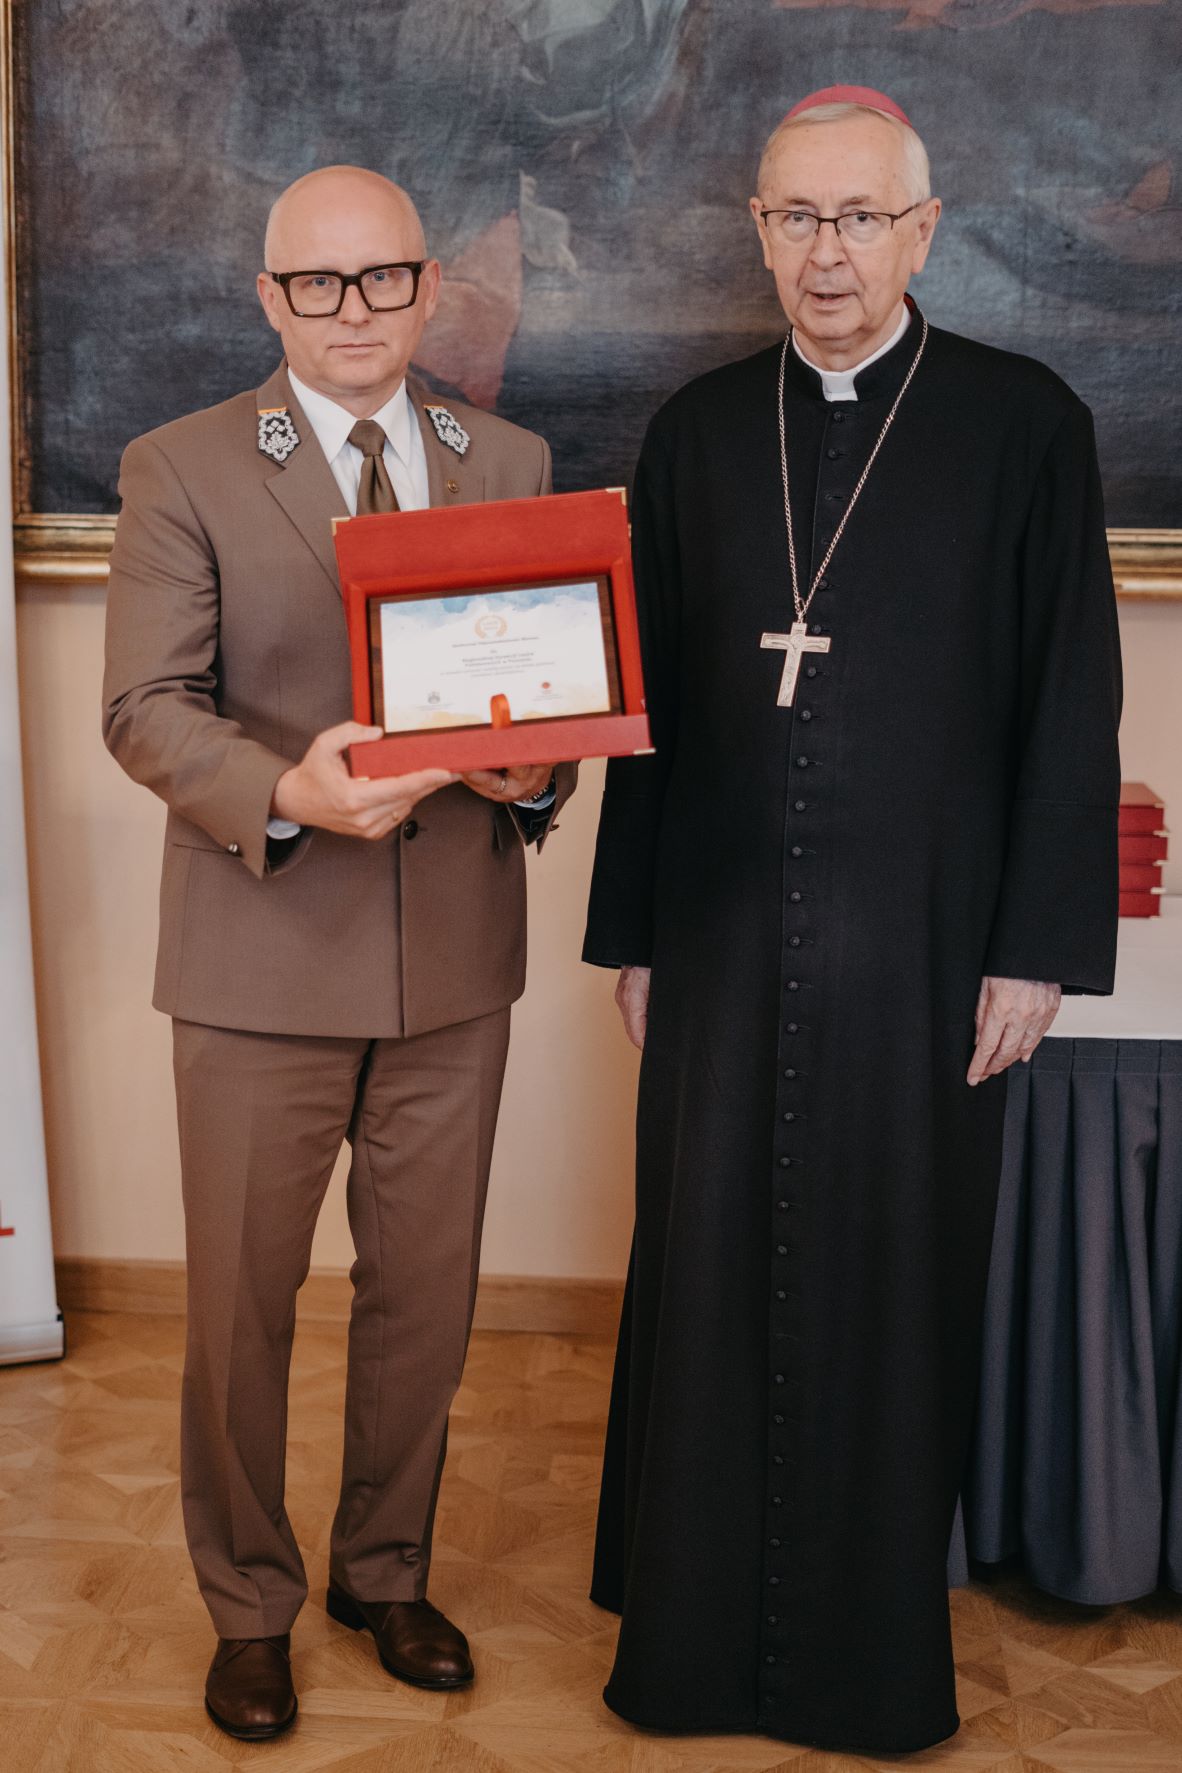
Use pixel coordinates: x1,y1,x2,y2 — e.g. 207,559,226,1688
334,488,652,778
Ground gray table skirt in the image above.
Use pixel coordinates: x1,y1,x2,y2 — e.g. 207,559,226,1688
949,1036,1182,1603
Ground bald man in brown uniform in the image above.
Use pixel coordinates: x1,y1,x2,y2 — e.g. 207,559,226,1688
103,168,575,1740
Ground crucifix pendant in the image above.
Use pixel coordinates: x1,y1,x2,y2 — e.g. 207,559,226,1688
761,620,832,708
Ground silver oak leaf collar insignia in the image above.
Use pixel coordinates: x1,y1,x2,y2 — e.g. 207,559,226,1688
424,403,470,457
257,407,300,464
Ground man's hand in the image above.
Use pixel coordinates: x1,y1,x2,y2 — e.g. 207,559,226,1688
462,764,555,804
967,976,1061,1086
615,965,652,1050
271,722,456,839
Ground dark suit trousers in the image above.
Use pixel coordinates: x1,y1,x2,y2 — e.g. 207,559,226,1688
172,1008,511,1638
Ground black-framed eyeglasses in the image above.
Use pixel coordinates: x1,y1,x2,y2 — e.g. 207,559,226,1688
268,261,426,317
759,205,922,247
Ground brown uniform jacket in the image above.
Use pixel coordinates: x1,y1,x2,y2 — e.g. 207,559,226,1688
103,363,576,1039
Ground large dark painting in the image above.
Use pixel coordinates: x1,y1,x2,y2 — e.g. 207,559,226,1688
13,0,1182,524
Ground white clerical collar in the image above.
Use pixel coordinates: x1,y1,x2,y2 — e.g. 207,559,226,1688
287,369,415,467
792,306,911,403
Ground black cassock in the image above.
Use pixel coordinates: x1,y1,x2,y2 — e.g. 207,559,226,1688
582,305,1122,1754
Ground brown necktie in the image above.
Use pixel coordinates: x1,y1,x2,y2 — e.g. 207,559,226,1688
348,420,400,514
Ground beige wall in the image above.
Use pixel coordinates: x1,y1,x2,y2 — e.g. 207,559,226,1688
14,583,1182,1279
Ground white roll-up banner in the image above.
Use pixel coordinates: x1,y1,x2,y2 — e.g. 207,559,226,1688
0,196,64,1366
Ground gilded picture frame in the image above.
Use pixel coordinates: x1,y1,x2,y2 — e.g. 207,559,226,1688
4,0,1180,598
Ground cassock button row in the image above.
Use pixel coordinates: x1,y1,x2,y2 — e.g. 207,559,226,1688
790,845,804,858
786,1022,799,1033
776,1289,787,1301
799,709,813,721
795,756,809,767
789,891,802,903
794,800,807,812
786,980,799,991
767,1614,779,1625
788,936,801,948
772,1495,783,1506
826,448,841,460
770,1537,781,1548
773,1453,784,1464
805,666,818,679
784,1066,797,1077
783,1112,796,1122
776,1244,787,1255
777,1197,790,1208
774,1414,785,1425
768,1575,781,1585
766,1655,776,1666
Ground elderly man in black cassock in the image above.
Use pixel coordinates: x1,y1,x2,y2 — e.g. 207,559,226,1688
583,84,1121,1755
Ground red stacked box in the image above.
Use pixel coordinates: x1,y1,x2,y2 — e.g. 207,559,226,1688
1119,781,1167,916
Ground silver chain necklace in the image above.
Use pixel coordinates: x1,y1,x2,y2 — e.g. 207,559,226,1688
760,315,929,707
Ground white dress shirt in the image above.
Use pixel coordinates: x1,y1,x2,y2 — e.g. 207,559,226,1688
792,305,911,403
287,371,430,513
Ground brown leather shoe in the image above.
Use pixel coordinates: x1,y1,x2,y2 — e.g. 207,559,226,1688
327,1583,473,1689
204,1633,297,1740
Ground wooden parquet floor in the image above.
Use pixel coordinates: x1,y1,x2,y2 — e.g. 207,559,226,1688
3,1312,1182,1773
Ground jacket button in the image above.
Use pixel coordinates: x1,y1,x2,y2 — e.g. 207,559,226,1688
790,845,804,858
794,800,807,812
766,1654,776,1665
447,478,460,493
805,666,818,679
784,1067,797,1078
770,1537,781,1548
773,1414,785,1425
789,892,802,904
776,1244,787,1256
769,1575,781,1585
786,980,799,992
227,842,240,854
785,1022,799,1034
795,755,809,768
799,709,813,722
776,1289,787,1301
783,1112,796,1123
403,820,419,839
788,936,801,948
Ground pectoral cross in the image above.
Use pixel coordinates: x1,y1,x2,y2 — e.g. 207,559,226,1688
761,622,832,708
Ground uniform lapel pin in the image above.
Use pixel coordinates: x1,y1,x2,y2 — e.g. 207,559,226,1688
424,404,470,457
257,407,300,464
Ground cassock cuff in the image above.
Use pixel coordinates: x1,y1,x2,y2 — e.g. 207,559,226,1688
983,799,1119,994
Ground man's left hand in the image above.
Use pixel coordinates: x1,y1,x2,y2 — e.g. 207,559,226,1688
462,764,555,804
967,976,1062,1087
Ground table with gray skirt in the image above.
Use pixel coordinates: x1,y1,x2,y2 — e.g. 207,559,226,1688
951,900,1182,1602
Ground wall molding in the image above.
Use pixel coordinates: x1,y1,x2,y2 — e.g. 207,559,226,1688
54,1256,625,1338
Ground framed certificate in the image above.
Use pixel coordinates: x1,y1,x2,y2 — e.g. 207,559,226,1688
334,488,651,777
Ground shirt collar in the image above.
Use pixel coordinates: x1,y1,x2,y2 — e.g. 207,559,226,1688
287,370,415,465
792,304,912,402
